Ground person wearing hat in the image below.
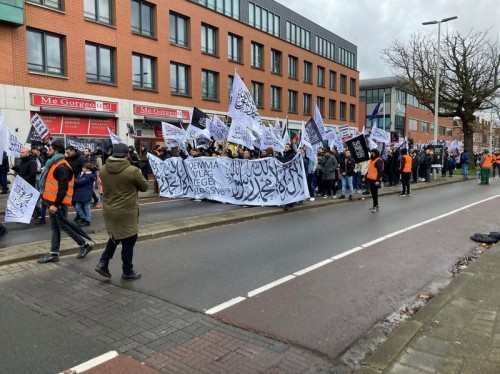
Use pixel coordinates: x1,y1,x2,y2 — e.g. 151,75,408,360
363,148,384,213
480,149,492,185
95,143,149,281
37,141,95,263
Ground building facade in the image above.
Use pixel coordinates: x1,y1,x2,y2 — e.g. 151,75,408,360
359,77,455,145
0,0,359,151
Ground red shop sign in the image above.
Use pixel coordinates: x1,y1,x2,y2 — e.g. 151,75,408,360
32,112,116,136
32,94,118,113
134,105,190,120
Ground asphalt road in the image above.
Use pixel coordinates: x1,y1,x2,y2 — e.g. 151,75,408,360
65,178,500,359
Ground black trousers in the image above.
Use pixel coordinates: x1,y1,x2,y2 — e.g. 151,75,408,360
401,172,411,194
369,180,380,208
100,234,138,275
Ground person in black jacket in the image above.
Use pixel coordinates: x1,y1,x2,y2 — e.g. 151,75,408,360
12,147,37,188
339,149,356,200
0,151,9,194
65,146,87,176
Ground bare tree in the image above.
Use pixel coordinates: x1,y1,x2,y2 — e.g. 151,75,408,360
382,29,500,152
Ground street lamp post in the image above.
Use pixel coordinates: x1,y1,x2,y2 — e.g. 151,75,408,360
422,16,458,144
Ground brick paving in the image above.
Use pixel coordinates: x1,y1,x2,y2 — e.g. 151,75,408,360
0,261,334,373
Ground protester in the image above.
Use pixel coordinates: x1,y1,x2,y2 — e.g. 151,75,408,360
37,141,94,263
399,148,412,196
424,148,433,182
65,145,87,175
0,151,9,194
138,145,149,180
95,143,149,281
411,149,419,183
364,148,384,213
492,149,500,178
319,147,338,198
12,147,37,188
480,149,492,185
339,149,355,200
460,149,470,180
73,163,96,227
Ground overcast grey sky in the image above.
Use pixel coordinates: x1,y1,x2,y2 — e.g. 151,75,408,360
276,0,500,80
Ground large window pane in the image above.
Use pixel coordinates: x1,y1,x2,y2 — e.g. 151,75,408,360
27,29,64,75
27,31,43,72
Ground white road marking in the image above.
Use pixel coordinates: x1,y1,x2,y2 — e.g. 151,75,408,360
205,195,500,315
205,296,246,315
248,275,296,297
60,350,118,374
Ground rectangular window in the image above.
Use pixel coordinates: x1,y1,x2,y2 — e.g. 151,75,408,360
303,61,312,84
288,55,297,79
409,119,418,131
288,90,297,113
317,96,325,117
197,0,239,20
286,21,310,49
271,49,281,75
228,33,242,63
271,86,281,111
349,104,356,121
421,121,429,133
251,42,263,69
329,99,336,119
439,125,446,135
170,62,190,95
202,69,218,100
201,24,218,55
340,74,347,93
228,75,234,102
248,2,280,37
340,102,346,120
252,81,264,108
303,93,312,115
131,0,155,37
27,29,65,76
350,78,356,96
169,12,189,47
86,43,114,83
28,0,63,11
84,0,112,24
317,66,325,87
132,53,155,89
329,70,337,91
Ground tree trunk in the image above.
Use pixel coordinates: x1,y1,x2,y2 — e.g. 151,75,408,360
462,120,474,153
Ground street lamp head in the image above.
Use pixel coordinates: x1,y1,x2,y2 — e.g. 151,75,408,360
442,16,458,22
422,20,438,25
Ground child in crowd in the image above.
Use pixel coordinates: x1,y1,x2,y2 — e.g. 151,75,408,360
73,163,96,227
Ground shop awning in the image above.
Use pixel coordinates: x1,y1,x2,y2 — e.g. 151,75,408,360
39,107,116,118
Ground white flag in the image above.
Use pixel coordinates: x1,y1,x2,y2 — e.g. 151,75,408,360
228,72,261,129
207,116,229,142
162,121,186,140
370,126,391,144
329,132,344,153
0,113,5,164
6,128,23,157
5,176,40,224
30,113,52,143
314,103,327,136
107,127,123,144
227,121,256,150
260,126,284,153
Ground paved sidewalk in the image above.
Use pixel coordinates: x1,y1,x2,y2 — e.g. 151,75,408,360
0,176,464,266
358,243,500,373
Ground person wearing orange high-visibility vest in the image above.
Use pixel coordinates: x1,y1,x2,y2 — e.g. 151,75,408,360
480,149,493,185
37,140,94,264
399,148,413,196
363,148,384,213
492,149,500,178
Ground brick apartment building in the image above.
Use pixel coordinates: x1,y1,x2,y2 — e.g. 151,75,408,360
0,0,359,151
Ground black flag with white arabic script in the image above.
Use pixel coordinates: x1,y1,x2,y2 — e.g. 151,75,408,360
345,134,370,163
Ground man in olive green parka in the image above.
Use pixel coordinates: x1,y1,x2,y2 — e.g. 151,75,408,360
95,143,149,281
